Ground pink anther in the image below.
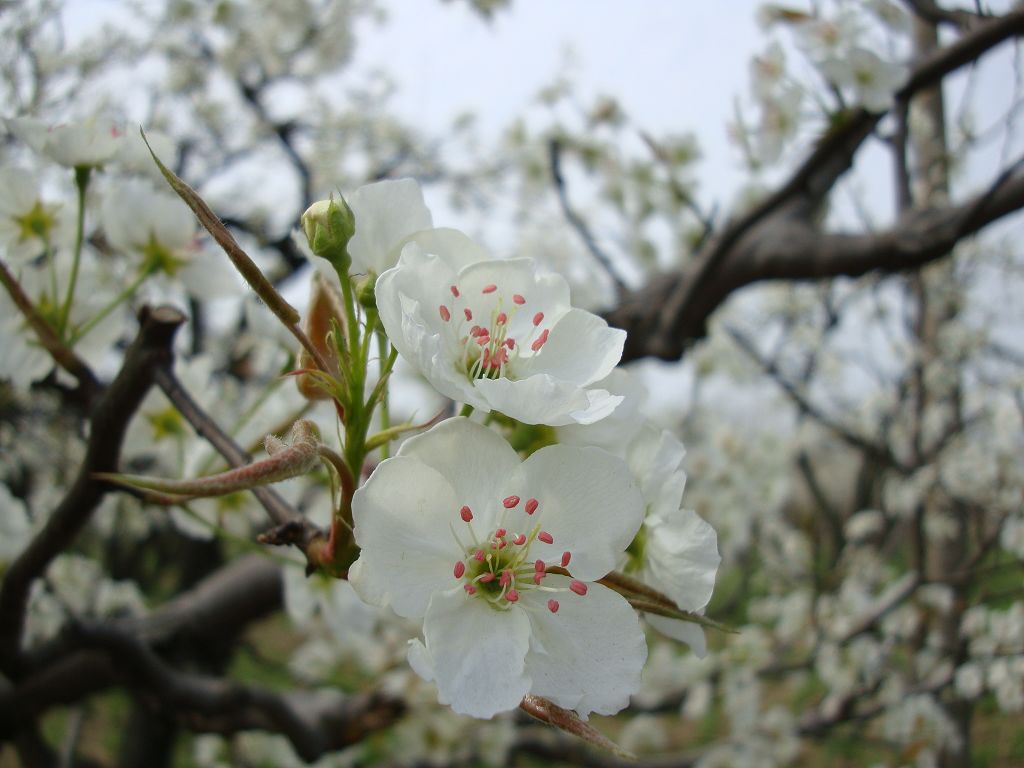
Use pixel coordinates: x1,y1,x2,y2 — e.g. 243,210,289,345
525,498,538,515
482,283,497,294
464,583,477,595
473,549,485,561
450,285,460,297
532,312,544,326
561,551,571,567
547,599,560,613
569,580,588,596
513,534,526,545
476,333,490,346
454,561,466,578
531,328,550,352
496,312,507,325
460,505,473,522
464,308,473,321
513,294,526,305
503,495,520,509
505,338,516,349
505,589,519,603
533,571,544,584
499,569,512,586
439,305,450,322
534,559,545,573
480,572,495,583
538,531,553,544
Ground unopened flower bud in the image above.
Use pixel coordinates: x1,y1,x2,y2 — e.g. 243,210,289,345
356,274,377,310
302,195,356,275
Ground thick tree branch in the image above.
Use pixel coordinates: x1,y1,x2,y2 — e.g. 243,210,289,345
609,8,1024,362
0,306,185,676
1,622,404,764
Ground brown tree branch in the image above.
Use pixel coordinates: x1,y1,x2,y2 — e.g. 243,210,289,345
0,306,185,676
1,621,405,764
609,8,1024,362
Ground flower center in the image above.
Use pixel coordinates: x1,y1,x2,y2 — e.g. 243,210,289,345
450,495,587,615
437,281,550,382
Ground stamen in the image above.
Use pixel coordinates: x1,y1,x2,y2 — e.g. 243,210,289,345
503,495,520,509
531,328,550,352
464,308,473,321
513,533,526,545
450,285,460,297
480,572,495,583
505,338,515,349
496,312,507,325
547,599,560,613
561,551,571,567
533,572,544,584
532,312,544,326
495,528,506,538
534,559,545,573
499,569,512,586
460,505,473,522
506,589,519,603
569,580,588,596
538,531,554,544
454,561,466,578
525,498,539,515
476,334,490,346
464,584,477,595
473,549,485,561
482,283,497,294
439,305,451,322
513,294,526,305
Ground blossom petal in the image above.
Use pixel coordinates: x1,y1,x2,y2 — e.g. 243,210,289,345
474,374,592,426
349,455,460,618
348,178,432,275
396,418,521,531
400,227,490,271
523,578,646,716
514,445,643,580
644,507,720,612
519,308,625,386
645,615,708,657
421,587,532,718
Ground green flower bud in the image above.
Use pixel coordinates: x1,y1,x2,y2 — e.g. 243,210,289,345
356,274,377,310
302,195,356,275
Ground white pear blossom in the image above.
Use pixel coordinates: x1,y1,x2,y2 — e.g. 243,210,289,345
821,47,906,113
6,115,122,169
347,177,433,276
0,166,61,264
101,178,237,300
376,232,625,426
559,370,720,654
349,417,647,718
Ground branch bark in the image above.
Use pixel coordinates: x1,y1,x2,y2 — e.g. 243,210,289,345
0,306,185,676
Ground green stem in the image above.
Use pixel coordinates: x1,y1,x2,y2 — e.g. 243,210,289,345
59,166,91,339
459,403,475,418
376,331,391,459
70,267,151,344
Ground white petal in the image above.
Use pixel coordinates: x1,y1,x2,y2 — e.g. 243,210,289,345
521,308,625,386
556,368,648,454
396,417,521,531
422,587,532,718
474,374,592,426
401,227,490,272
515,445,643,580
524,578,646,716
644,508,721,612
349,455,460,618
348,178,432,275
646,614,708,657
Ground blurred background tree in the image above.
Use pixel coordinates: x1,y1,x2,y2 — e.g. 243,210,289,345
1,1,1023,766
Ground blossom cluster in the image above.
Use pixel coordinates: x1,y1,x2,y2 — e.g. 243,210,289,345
299,178,721,720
